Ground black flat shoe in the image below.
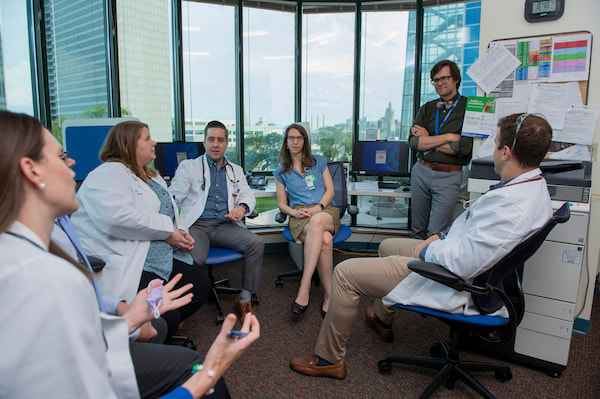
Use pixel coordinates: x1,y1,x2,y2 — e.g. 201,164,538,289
291,301,309,314
321,309,327,319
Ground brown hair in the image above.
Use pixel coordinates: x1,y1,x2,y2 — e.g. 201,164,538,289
0,110,45,233
278,123,315,174
99,120,157,183
496,113,552,168
0,111,91,281
430,60,461,90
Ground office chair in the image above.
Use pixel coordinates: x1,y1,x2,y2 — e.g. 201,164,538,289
378,202,570,399
274,161,358,287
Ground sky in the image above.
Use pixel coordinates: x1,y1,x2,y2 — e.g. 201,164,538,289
1,0,34,114
0,1,410,127
182,3,410,127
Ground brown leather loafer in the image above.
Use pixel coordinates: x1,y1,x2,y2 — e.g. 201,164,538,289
365,307,394,342
235,294,255,323
290,355,346,379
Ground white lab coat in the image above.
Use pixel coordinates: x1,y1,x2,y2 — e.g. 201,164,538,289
169,155,256,229
72,162,181,303
0,222,117,398
383,168,553,318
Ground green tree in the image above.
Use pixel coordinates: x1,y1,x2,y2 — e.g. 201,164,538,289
81,105,108,118
51,115,67,144
316,125,352,162
244,132,283,172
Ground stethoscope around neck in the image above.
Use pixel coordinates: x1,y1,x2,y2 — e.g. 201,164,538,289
200,154,239,190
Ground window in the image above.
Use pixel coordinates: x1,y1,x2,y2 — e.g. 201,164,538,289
302,5,355,163
182,1,237,162
359,10,410,142
117,0,175,142
242,5,294,173
0,1,34,117
44,0,110,141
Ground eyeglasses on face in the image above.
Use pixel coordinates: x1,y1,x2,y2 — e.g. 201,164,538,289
430,75,452,85
287,135,304,143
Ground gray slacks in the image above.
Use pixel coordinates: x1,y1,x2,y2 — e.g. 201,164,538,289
314,238,423,364
410,160,463,239
188,220,263,293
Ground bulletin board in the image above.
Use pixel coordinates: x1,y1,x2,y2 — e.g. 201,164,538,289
466,31,597,159
488,31,592,104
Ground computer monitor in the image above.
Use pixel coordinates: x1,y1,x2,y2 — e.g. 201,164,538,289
63,118,137,181
154,142,205,178
352,140,410,178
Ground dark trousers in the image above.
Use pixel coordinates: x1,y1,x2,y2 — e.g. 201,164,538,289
189,220,264,294
130,341,230,399
139,258,211,339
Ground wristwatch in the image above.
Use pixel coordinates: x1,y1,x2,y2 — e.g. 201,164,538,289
239,203,250,212
319,203,325,210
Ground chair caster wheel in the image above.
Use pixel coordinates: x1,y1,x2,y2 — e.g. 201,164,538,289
495,370,512,382
430,342,443,357
251,293,259,306
378,360,392,375
183,339,196,351
216,315,225,325
275,278,284,287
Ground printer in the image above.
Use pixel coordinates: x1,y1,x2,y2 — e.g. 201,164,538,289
469,156,591,205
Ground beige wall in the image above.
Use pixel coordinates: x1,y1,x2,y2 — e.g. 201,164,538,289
479,0,600,323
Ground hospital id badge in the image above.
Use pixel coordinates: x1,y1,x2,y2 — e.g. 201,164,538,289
232,183,239,197
305,174,316,190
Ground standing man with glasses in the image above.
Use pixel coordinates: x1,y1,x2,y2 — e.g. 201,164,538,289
408,60,473,239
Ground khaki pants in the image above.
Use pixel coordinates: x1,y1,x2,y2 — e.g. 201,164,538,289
314,238,423,364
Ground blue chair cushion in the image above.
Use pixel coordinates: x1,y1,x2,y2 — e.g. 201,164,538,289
395,304,509,327
206,247,244,265
282,224,352,245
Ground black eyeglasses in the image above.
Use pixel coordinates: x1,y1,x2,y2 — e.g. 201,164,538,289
431,75,452,85
287,135,304,142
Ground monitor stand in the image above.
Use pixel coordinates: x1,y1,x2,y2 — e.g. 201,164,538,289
377,176,400,189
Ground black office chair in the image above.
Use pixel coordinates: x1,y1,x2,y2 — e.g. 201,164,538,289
274,161,358,287
378,202,570,399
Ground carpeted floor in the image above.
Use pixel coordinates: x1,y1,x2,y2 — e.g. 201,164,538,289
180,251,600,398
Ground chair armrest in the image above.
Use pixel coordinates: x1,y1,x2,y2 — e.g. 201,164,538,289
88,255,106,273
275,212,287,224
407,260,488,295
247,209,259,219
347,204,359,215
407,261,465,291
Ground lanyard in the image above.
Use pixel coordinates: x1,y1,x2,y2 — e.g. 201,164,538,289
487,176,543,193
5,231,46,251
463,175,543,212
435,95,461,136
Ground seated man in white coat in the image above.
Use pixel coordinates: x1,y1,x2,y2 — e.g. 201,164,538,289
289,113,554,379
169,120,263,321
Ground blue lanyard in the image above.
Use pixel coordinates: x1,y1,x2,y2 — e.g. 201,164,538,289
435,95,461,136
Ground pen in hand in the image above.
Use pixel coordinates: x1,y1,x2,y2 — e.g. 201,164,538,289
227,330,249,340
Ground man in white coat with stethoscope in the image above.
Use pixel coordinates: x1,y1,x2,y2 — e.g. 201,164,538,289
169,120,263,322
289,113,554,379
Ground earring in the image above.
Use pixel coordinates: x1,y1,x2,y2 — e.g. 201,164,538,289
39,183,46,189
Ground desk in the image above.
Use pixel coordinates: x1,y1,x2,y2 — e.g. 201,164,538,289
250,181,411,229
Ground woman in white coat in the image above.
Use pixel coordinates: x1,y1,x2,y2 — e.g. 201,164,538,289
72,121,211,339
0,110,260,398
